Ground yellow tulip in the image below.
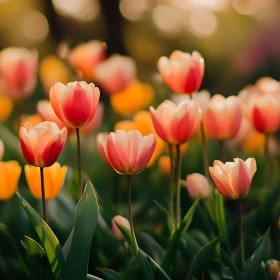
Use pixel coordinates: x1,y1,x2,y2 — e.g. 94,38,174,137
0,94,13,122
0,161,21,200
114,120,136,132
110,81,154,116
25,162,67,200
20,114,43,128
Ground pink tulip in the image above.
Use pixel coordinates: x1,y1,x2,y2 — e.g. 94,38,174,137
186,173,210,200
157,50,204,94
68,40,106,80
252,94,280,134
150,100,201,144
277,273,280,280
0,139,4,161
0,47,38,100
49,81,100,128
19,121,67,167
203,94,242,141
209,158,257,199
95,55,136,94
80,103,104,135
97,130,156,175
96,132,109,161
112,215,131,240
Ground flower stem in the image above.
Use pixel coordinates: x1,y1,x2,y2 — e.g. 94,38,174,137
76,128,82,199
127,175,138,250
264,134,270,175
168,143,175,228
238,199,245,265
175,144,181,227
40,167,47,223
219,141,224,162
200,122,210,181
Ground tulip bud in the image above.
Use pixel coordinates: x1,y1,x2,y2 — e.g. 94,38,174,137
186,173,210,200
112,215,131,240
266,260,280,280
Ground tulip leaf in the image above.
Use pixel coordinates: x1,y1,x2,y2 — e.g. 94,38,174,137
87,274,103,280
17,194,72,280
161,200,198,274
241,228,270,280
220,249,244,280
65,181,99,280
186,236,220,280
138,249,155,280
97,268,121,280
116,222,136,253
22,235,45,257
62,229,73,258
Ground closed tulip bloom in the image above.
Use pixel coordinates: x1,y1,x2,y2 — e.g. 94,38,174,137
252,94,280,134
157,50,204,94
112,215,131,240
68,40,106,80
203,95,242,141
50,81,100,128
186,173,210,200
95,55,136,94
209,158,257,199
97,130,156,175
96,132,109,161
150,100,201,144
0,47,38,100
25,163,67,200
0,161,21,200
19,121,67,167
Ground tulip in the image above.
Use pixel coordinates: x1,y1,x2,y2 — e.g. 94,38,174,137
0,161,22,200
80,103,104,135
256,76,280,95
114,121,137,132
49,81,100,128
19,121,67,167
157,50,204,94
68,40,106,80
186,173,210,200
150,100,201,145
112,215,131,241
0,139,4,161
97,130,156,175
96,132,109,161
277,273,280,280
110,81,154,116
209,158,257,199
25,163,67,200
0,47,38,100
0,94,13,122
203,94,242,141
252,94,280,134
158,156,171,175
20,114,43,129
95,55,136,94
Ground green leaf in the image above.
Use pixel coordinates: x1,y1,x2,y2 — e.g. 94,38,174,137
161,200,198,273
241,228,270,280
87,274,103,280
66,182,99,280
17,193,72,280
22,236,45,257
116,222,135,252
220,249,244,280
97,268,121,280
180,235,202,263
187,236,220,280
62,229,73,258
138,249,155,280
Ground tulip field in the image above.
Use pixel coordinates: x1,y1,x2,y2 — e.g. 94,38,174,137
0,41,280,280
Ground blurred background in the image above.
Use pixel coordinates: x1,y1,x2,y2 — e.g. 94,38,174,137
1,0,280,94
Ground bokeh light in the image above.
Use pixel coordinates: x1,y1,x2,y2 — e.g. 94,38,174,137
170,0,230,11
232,0,274,16
119,0,148,22
21,10,49,42
52,0,100,22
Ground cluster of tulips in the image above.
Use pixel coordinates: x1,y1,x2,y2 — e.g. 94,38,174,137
0,41,280,280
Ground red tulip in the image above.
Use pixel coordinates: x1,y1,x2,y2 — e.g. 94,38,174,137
19,121,67,167
49,81,100,128
157,50,204,94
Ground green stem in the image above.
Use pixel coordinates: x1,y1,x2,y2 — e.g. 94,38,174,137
219,141,224,162
127,175,138,250
76,128,82,199
168,143,175,228
40,167,47,223
175,144,181,227
238,199,245,265
264,134,270,175
200,122,210,181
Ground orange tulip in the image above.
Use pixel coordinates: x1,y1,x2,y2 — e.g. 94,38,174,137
0,47,38,100
95,55,136,94
114,121,136,132
25,162,67,200
20,114,43,129
157,50,204,94
19,121,67,167
68,40,106,80
50,81,100,128
112,215,131,240
209,158,256,199
0,94,13,122
203,95,242,141
158,156,171,175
